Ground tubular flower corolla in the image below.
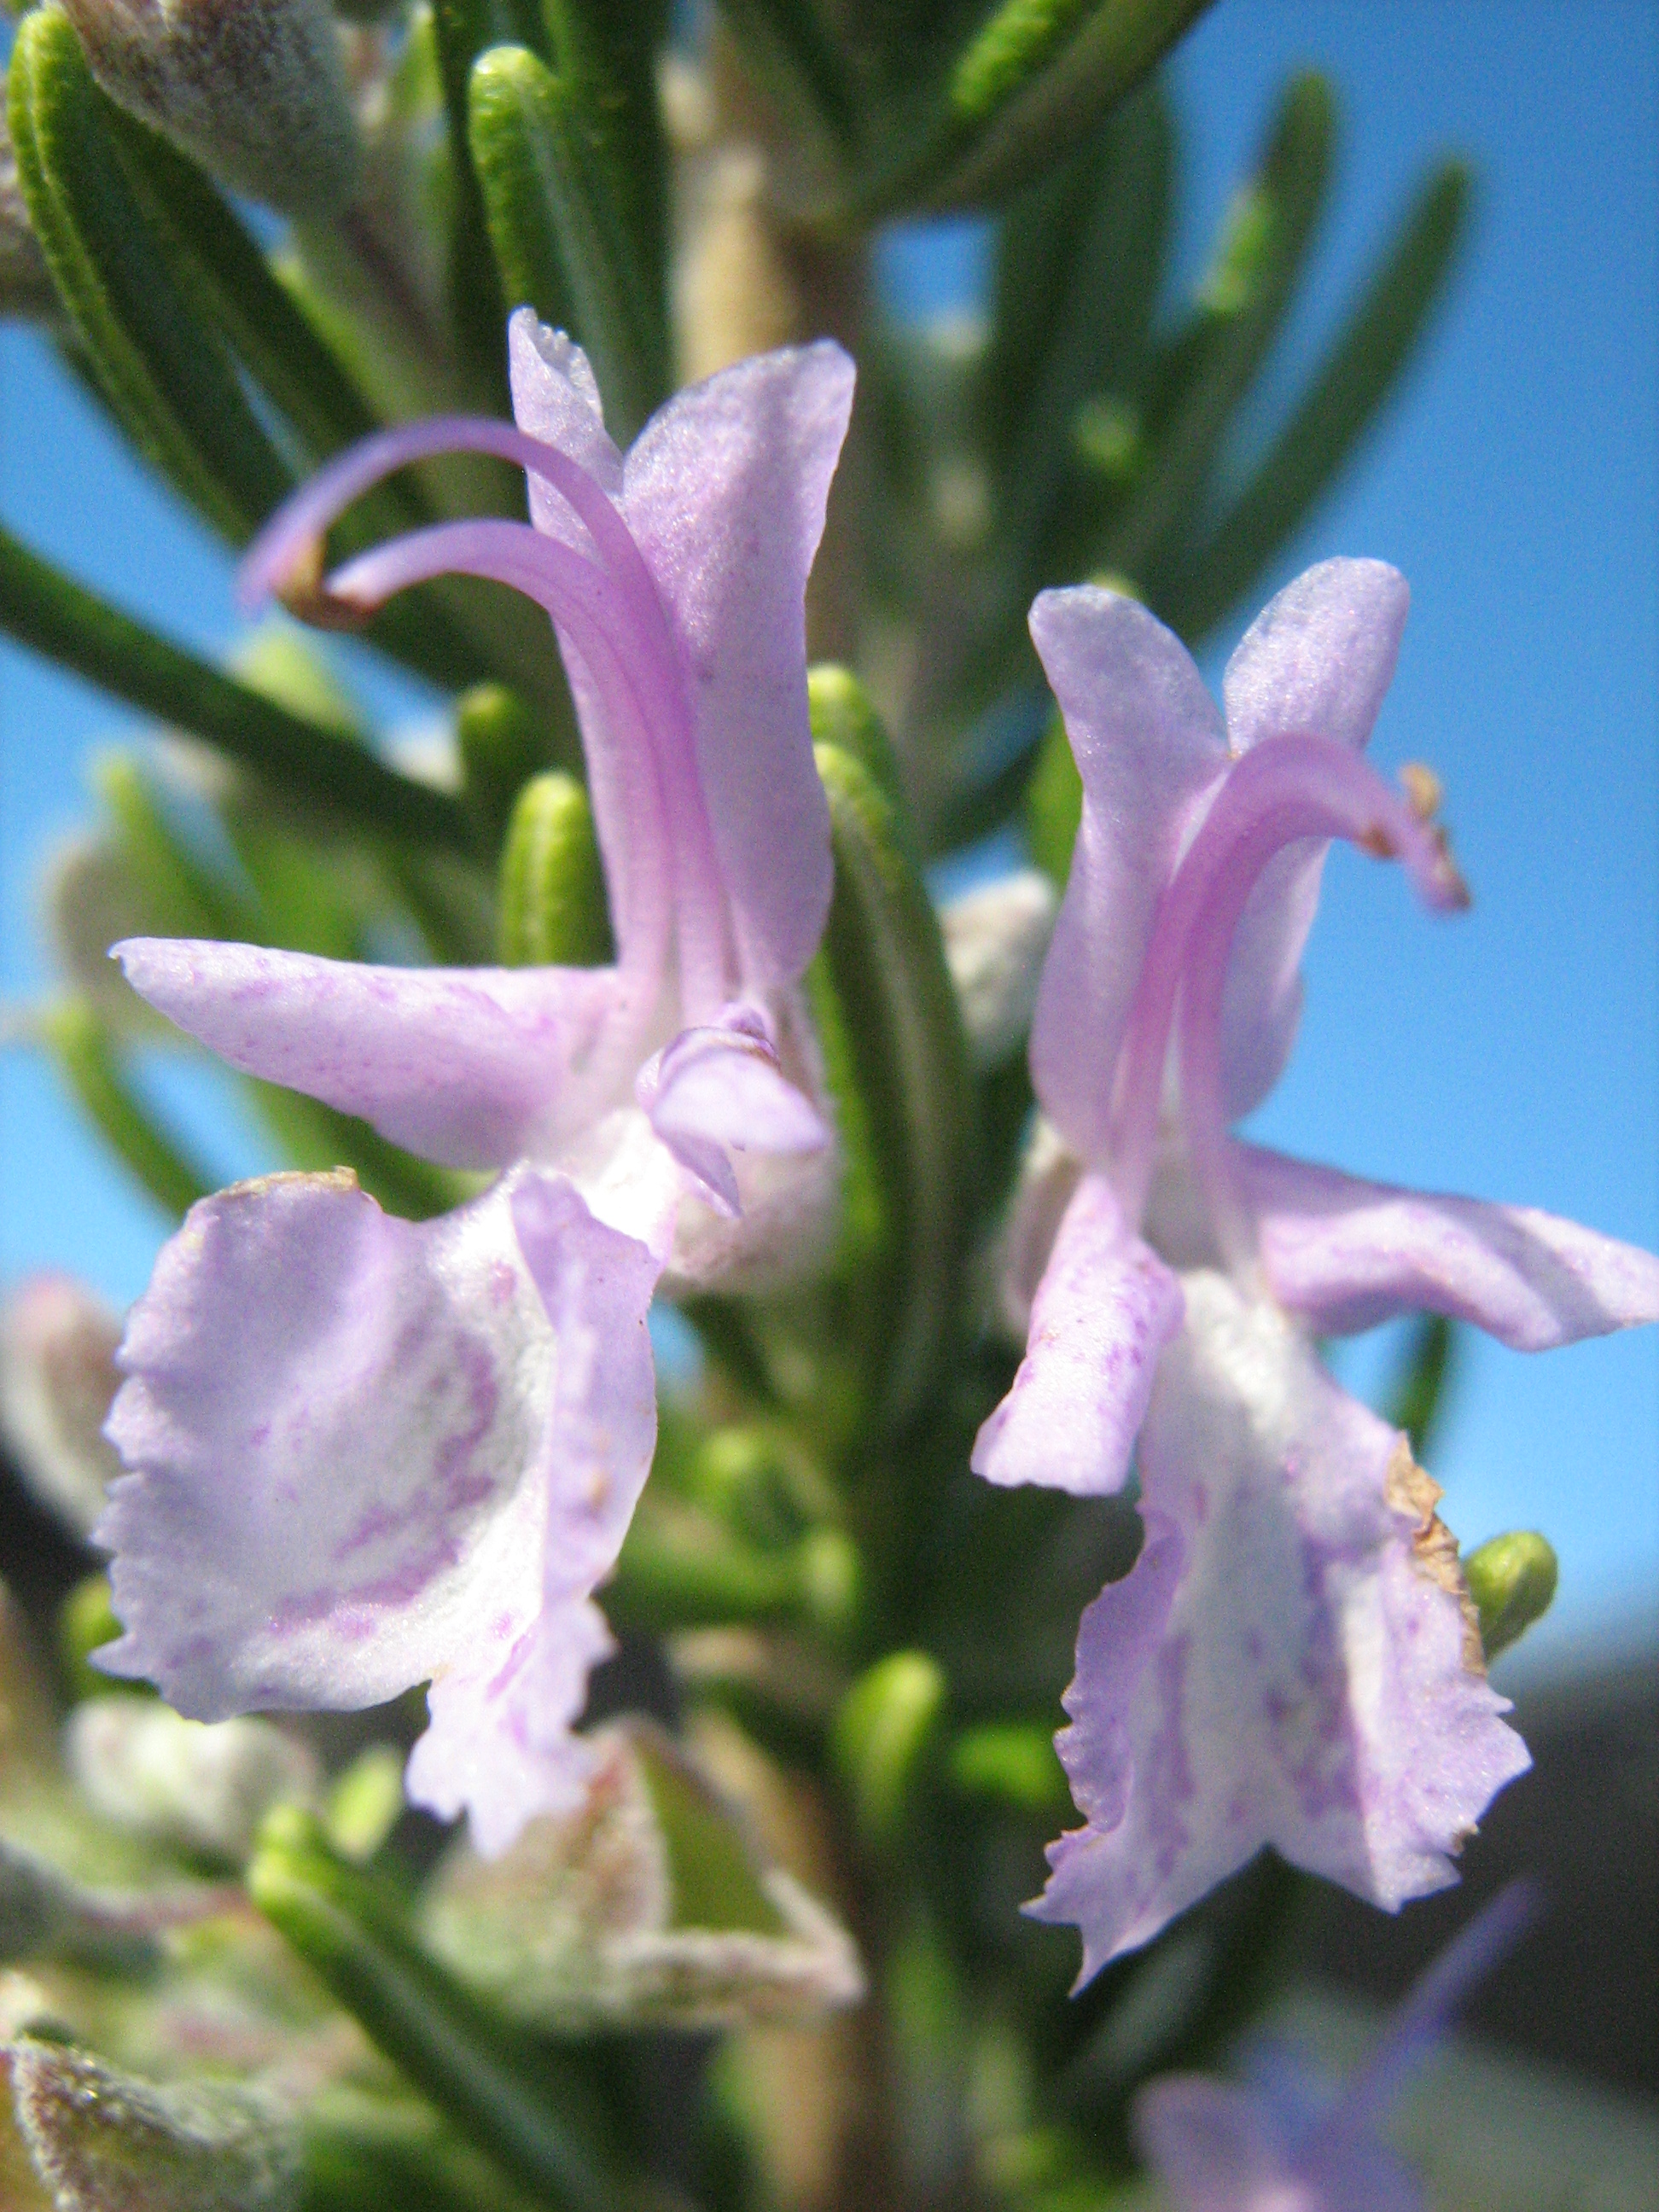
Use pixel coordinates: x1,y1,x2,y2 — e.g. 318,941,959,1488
1134,1881,1535,2211
976,562,1659,1976
92,312,855,1854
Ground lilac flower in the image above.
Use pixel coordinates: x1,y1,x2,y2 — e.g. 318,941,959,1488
975,562,1659,1975
1133,1881,1535,2212
93,312,855,1854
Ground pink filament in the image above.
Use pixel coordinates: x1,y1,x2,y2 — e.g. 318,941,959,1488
240,417,735,1018
1110,734,1466,1237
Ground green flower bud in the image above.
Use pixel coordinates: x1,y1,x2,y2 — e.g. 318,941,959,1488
1464,1530,1558,1661
61,0,362,218
496,770,614,969
832,1650,947,1849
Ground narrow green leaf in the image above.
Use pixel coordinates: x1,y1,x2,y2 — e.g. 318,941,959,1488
1102,70,1336,595
1024,707,1084,888
808,663,907,819
1160,164,1472,643
430,0,527,406
456,682,555,848
813,740,977,1428
248,1807,611,2212
711,0,864,159
9,9,293,544
1383,1312,1457,1460
93,752,257,944
843,0,1209,220
469,43,667,440
0,527,474,851
543,0,671,311
43,1001,214,1220
995,83,1173,580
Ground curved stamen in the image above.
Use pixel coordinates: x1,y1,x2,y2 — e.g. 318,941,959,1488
1111,735,1468,1231
242,419,736,1019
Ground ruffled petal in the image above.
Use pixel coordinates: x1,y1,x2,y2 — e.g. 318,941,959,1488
1241,1144,1659,1349
1030,1273,1528,1976
96,1171,556,1720
408,1173,664,1855
973,1173,1184,1495
1027,587,1227,1163
1216,561,1412,1119
620,344,853,989
638,1004,830,1217
114,938,632,1171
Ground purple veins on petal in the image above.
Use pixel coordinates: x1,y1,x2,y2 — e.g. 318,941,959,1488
1027,1275,1528,1975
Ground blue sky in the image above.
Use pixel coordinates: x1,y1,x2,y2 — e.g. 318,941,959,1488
3,2,1655,1676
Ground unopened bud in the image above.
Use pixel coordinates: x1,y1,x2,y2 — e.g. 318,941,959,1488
0,1275,124,1540
66,1698,318,1863
43,836,166,1033
1464,1530,1558,1660
61,0,362,218
497,771,614,968
940,866,1057,1069
831,1650,946,1849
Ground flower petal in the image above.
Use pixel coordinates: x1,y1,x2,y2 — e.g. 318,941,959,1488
1222,559,1410,758
638,1005,830,1217
1241,1144,1659,1349
96,1171,556,1721
408,1173,665,1855
1132,2077,1295,2212
1215,561,1412,1119
620,343,853,989
114,938,632,1171
507,312,625,515
1030,1273,1528,1976
973,1173,1184,1495
1027,587,1227,1163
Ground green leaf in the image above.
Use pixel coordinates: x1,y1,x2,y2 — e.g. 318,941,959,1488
8,2038,300,2212
845,0,1210,219
456,682,555,849
495,768,614,965
1102,71,1336,597
948,1722,1070,1819
430,0,522,407
8,9,294,544
417,1724,863,2033
1383,1312,1457,1460
543,0,671,312
813,740,978,1429
1024,706,1084,888
1159,163,1472,643
249,1807,610,2211
42,1001,214,1221
469,43,668,441
0,526,474,851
